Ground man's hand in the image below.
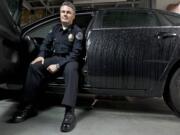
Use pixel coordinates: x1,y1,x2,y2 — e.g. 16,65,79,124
47,64,60,74
31,57,44,64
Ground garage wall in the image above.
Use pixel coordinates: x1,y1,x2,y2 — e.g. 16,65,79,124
74,0,126,4
156,0,179,10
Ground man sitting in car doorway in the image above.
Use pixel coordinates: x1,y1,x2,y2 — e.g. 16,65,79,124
7,1,83,132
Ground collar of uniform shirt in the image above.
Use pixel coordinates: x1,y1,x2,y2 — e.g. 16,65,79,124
62,25,68,30
60,24,73,32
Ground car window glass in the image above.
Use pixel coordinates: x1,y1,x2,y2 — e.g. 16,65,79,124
28,20,59,38
101,10,159,28
26,13,92,38
6,0,20,17
163,14,180,26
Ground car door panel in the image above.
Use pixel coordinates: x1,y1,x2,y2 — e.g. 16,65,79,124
0,0,22,83
0,0,21,41
87,27,178,92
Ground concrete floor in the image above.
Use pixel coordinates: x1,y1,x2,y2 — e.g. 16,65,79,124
0,96,180,135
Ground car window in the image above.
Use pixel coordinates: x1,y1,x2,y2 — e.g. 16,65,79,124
6,0,20,17
26,13,92,39
163,14,180,26
101,10,159,28
28,20,59,38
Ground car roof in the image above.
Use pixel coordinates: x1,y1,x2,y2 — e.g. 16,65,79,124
96,7,180,16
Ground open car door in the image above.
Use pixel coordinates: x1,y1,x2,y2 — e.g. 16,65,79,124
0,0,22,84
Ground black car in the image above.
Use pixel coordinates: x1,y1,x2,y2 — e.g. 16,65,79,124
1,0,180,116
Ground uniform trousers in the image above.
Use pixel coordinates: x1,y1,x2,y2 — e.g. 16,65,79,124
22,56,79,107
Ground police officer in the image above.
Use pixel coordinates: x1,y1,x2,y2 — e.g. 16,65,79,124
8,1,83,132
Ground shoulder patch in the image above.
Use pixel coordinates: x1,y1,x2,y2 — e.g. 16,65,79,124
75,32,83,40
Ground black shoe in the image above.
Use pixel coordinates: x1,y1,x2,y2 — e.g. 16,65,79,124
7,105,38,123
61,112,76,132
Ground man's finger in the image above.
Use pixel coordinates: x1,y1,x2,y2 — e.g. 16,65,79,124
46,67,50,71
41,59,44,64
31,60,36,64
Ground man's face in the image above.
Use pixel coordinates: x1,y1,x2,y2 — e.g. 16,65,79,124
60,5,75,26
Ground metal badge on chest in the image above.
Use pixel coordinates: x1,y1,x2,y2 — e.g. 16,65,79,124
68,33,74,42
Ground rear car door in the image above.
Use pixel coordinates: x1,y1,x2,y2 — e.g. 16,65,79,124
87,9,179,96
0,0,22,83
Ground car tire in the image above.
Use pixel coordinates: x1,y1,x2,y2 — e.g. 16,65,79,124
164,68,180,117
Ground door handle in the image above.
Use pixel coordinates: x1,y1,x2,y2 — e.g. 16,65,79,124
156,32,177,39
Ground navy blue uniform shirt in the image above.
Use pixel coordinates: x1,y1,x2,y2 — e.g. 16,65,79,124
39,23,83,67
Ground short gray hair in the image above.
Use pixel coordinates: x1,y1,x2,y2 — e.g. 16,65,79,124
60,1,76,13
